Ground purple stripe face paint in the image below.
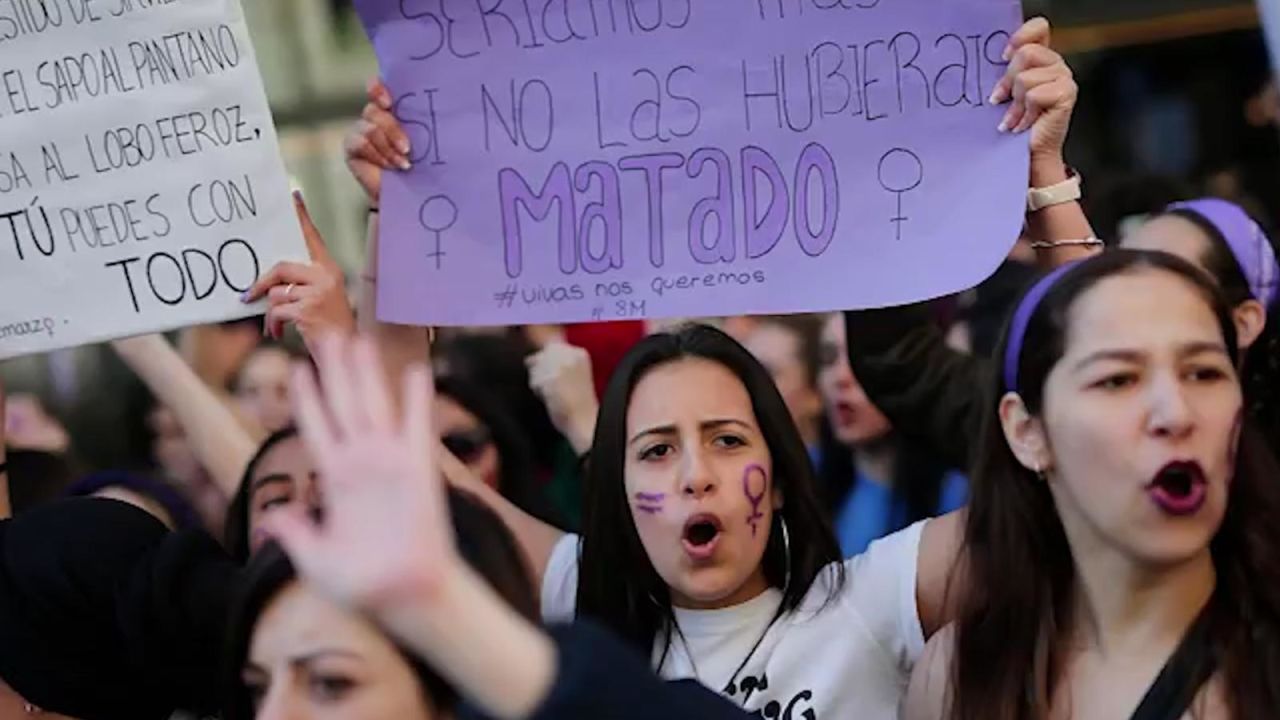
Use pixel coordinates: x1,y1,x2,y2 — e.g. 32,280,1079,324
634,491,666,515
743,464,768,537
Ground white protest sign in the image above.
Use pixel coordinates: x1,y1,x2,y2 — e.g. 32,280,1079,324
0,0,305,359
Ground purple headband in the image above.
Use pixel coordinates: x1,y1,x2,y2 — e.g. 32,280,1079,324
1003,263,1081,393
1167,198,1279,308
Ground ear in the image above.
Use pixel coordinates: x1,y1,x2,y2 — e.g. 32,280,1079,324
1233,299,1267,352
998,392,1053,475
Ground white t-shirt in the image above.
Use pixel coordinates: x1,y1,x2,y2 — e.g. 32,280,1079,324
541,521,926,719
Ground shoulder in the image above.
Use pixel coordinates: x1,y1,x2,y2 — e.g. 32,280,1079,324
540,533,581,622
903,623,955,720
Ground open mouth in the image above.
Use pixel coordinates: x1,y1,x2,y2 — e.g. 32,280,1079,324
1147,461,1208,516
682,514,724,561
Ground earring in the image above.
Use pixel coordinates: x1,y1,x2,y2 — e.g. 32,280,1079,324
1033,462,1049,482
780,515,792,595
24,703,41,715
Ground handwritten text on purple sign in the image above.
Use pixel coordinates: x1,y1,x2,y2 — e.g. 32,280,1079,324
357,0,1029,325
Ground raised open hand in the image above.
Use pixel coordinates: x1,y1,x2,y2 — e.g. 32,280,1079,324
266,334,457,614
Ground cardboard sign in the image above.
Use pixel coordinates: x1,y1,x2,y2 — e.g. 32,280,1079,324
357,0,1029,326
0,0,305,359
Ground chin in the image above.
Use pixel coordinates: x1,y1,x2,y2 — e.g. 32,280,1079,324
670,568,751,608
1126,522,1223,568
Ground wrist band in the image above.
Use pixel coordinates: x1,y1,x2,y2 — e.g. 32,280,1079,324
1030,238,1104,251
1027,167,1082,213
368,207,380,215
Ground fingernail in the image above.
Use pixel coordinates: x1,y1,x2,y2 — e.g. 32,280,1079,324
997,119,1009,133
988,89,1001,105
292,189,304,204
241,291,252,303
1002,44,1013,62
397,139,411,154
398,158,412,171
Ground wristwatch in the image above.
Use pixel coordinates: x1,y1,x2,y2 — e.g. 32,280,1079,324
1027,167,1082,213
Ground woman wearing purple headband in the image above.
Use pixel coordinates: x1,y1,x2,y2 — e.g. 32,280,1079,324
843,195,1280,472
905,249,1280,720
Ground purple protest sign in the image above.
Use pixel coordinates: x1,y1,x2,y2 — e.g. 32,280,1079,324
354,0,1028,326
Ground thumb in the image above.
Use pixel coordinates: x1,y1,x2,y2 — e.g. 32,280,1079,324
294,191,332,263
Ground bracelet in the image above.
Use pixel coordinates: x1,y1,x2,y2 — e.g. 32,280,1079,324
368,207,380,214
1027,167,1082,213
1030,238,1105,250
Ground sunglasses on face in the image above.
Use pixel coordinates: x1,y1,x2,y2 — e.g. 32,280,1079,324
442,427,493,463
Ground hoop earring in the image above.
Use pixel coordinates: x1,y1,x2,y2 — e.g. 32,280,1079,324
780,514,792,595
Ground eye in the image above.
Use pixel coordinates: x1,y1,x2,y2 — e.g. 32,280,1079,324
1187,365,1229,383
257,495,293,514
818,343,840,368
1092,373,1137,391
712,434,747,449
309,674,356,702
639,443,674,461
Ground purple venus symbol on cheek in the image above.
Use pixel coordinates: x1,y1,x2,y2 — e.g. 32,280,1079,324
634,492,666,515
743,464,768,537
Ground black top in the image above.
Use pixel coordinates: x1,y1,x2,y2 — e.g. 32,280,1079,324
529,622,750,720
0,498,237,720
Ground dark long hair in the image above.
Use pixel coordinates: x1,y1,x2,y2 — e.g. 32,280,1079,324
222,486,538,719
435,377,564,529
223,428,300,564
952,250,1280,719
577,324,844,654
1167,208,1280,445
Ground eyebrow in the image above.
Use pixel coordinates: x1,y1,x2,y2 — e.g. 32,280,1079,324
628,419,752,446
250,473,293,493
1072,341,1230,372
291,649,363,666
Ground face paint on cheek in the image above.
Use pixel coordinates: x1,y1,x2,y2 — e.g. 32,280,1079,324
743,465,768,537
634,492,666,515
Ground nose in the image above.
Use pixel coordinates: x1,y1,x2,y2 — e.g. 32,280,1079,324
1146,373,1194,440
679,447,718,499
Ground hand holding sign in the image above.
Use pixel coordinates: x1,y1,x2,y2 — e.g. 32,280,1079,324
243,193,355,351
345,78,413,204
989,19,1078,161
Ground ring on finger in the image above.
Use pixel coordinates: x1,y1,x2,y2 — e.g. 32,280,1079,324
285,283,296,300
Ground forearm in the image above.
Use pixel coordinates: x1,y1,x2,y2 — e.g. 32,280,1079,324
359,212,430,406
442,448,565,583
380,563,557,720
113,335,261,496
1025,153,1101,269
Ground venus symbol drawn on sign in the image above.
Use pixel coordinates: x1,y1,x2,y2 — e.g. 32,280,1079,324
877,148,924,241
418,195,458,270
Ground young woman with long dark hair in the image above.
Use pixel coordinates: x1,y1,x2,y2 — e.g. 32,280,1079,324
905,250,1280,719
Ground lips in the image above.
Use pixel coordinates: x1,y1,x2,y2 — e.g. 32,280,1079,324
832,401,857,427
682,513,724,562
1147,461,1208,517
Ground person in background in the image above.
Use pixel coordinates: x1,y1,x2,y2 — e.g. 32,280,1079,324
233,341,303,435
739,315,826,457
818,314,967,556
